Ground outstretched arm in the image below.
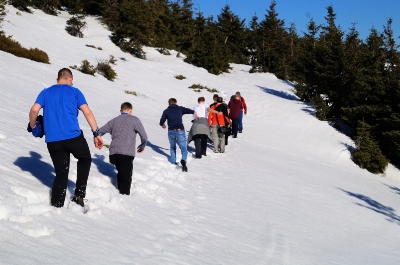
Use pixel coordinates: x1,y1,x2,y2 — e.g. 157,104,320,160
79,104,104,149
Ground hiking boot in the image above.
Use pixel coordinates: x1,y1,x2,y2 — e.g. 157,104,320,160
181,159,188,172
72,195,85,207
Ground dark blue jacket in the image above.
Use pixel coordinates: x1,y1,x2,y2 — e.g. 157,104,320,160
159,104,194,130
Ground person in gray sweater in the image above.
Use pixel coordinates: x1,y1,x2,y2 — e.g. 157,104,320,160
99,102,148,195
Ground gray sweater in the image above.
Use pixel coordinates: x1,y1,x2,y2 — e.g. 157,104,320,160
99,114,148,157
187,117,212,143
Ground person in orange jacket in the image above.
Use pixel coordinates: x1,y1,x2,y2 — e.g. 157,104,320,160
208,97,231,153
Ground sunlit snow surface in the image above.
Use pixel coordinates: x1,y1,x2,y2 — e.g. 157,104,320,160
0,5,400,265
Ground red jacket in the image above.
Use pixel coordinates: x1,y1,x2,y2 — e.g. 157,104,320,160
228,98,243,119
241,97,247,113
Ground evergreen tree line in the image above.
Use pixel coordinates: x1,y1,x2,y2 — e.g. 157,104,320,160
4,0,400,173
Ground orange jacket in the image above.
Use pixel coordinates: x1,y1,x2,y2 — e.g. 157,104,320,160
208,103,231,126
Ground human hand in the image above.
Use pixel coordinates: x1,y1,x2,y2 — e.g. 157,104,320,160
244,111,247,115
137,147,144,154
162,124,166,129
94,136,104,149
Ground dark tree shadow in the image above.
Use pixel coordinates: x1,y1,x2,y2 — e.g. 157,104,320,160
147,140,169,158
383,184,400,196
92,154,117,188
257,85,299,101
339,188,400,225
14,151,75,195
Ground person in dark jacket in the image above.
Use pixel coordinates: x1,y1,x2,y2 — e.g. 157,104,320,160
98,102,148,195
228,92,243,138
208,97,231,153
160,98,198,172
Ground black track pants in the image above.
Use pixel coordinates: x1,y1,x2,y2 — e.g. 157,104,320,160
110,154,135,195
47,132,92,207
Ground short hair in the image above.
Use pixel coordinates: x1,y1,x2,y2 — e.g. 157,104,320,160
235,91,241,97
198,97,205,103
121,102,132,110
168,98,177,105
57,68,73,80
217,97,223,103
213,94,219,100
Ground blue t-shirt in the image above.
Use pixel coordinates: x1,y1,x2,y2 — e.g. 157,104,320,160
35,84,87,142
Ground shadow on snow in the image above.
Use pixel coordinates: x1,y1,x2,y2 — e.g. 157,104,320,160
14,151,75,195
339,188,400,225
92,154,117,188
257,85,299,101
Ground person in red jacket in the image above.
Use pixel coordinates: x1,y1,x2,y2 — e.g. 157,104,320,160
237,92,247,133
228,92,244,138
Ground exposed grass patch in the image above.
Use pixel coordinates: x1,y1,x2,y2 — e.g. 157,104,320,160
188,84,219,93
120,57,126,61
70,59,96,76
0,35,50,64
174,75,186,80
125,90,137,96
96,59,117,81
86,44,102,50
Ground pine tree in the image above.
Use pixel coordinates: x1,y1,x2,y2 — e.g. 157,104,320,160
352,120,388,174
313,5,345,120
0,0,7,35
185,14,230,74
247,14,260,69
378,18,400,165
217,4,248,64
65,0,87,38
32,0,60,15
9,0,32,13
256,0,289,78
293,18,320,101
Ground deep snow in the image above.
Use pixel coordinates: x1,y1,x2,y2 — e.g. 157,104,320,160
0,5,400,265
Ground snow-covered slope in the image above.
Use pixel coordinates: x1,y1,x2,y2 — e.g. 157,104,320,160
1,6,400,265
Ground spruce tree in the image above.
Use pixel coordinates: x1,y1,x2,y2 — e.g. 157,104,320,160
248,14,260,69
185,14,230,74
314,5,345,120
217,4,248,64
293,18,320,101
0,0,6,36
378,18,400,165
257,0,289,78
65,0,87,38
32,0,60,15
352,120,388,174
9,0,32,13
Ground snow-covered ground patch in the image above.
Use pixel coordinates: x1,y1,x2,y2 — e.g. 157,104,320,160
0,5,400,265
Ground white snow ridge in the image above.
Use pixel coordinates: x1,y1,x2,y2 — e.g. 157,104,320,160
1,5,400,265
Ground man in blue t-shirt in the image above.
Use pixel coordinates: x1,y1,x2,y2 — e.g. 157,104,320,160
159,98,198,172
29,68,104,208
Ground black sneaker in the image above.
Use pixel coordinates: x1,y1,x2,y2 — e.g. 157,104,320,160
72,195,85,207
181,159,188,172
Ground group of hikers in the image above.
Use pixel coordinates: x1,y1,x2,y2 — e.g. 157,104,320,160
28,68,247,208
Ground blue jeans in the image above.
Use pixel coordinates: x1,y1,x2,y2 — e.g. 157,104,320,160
168,130,188,164
238,111,243,131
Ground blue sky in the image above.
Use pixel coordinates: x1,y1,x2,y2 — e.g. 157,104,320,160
191,0,400,41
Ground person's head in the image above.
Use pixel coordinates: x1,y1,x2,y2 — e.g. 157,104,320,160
198,97,205,103
213,94,219,102
57,68,73,85
217,97,223,103
120,102,133,115
235,91,241,100
168,98,177,105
